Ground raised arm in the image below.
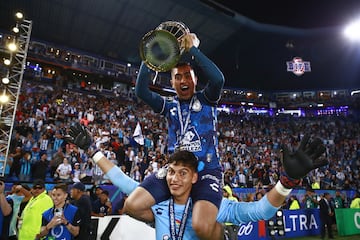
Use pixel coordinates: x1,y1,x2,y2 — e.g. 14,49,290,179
135,62,164,113
218,135,328,224
188,47,224,103
66,123,155,222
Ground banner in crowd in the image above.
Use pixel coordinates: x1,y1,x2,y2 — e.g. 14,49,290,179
236,209,321,239
335,208,360,236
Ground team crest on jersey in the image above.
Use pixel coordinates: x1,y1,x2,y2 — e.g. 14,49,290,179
178,126,202,152
286,57,311,76
162,235,171,240
192,99,202,112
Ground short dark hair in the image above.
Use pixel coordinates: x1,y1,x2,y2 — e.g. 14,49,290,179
53,183,68,193
168,150,198,172
171,62,193,76
101,190,109,196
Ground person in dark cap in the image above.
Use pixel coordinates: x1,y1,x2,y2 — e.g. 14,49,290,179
70,182,92,240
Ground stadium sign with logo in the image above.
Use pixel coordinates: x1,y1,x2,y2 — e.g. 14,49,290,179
286,57,311,76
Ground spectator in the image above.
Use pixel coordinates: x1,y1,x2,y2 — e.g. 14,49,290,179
56,158,72,183
91,190,112,217
19,152,32,182
288,195,301,210
222,185,239,239
70,182,92,240
0,178,13,240
16,184,32,228
32,153,48,181
303,189,319,209
319,192,335,239
8,147,22,179
7,183,32,240
334,190,345,209
89,186,102,207
350,192,360,209
222,185,238,202
81,161,94,183
72,163,81,183
50,147,65,178
36,183,80,239
18,179,53,240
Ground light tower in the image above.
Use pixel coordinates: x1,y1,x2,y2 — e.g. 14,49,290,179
0,12,32,177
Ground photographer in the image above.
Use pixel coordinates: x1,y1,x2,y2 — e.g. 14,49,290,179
36,183,80,240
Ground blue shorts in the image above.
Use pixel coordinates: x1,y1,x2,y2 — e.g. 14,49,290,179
140,168,222,209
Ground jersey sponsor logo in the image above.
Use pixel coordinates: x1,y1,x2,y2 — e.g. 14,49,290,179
237,222,254,236
178,127,202,152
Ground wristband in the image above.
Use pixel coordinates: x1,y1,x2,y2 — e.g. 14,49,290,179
92,151,105,163
275,181,292,197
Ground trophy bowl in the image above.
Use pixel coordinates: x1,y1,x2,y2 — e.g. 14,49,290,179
140,21,190,72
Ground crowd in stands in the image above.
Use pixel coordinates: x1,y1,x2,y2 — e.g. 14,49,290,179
2,80,359,194
0,78,359,239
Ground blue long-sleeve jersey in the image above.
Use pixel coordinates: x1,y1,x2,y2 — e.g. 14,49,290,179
135,47,225,170
106,166,279,240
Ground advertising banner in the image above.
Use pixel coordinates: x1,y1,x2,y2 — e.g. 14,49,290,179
236,209,321,240
335,208,360,236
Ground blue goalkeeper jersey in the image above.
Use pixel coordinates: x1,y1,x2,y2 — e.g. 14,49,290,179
162,92,220,170
152,196,278,240
135,47,225,171
106,167,279,240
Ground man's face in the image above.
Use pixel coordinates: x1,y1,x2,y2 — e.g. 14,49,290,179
166,162,197,202
32,185,45,197
70,188,80,200
171,65,197,100
99,193,108,203
95,188,103,196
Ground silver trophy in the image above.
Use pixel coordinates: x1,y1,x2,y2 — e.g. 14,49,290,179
140,21,190,72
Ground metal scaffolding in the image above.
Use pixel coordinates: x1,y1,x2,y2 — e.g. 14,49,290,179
0,17,32,177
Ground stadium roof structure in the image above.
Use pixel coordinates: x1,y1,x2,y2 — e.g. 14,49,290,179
0,0,360,91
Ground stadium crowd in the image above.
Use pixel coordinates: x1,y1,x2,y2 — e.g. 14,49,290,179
3,80,359,192
0,79,359,239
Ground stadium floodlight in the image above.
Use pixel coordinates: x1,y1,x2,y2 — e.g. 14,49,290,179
2,77,10,85
0,93,9,104
344,18,360,41
15,12,24,20
7,42,17,52
12,26,19,34
3,59,11,66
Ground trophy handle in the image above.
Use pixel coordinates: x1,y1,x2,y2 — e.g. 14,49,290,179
156,21,190,54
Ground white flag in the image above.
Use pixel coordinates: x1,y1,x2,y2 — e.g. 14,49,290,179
133,122,144,145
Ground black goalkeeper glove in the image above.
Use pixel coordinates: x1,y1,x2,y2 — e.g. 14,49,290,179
65,122,93,150
280,134,328,188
